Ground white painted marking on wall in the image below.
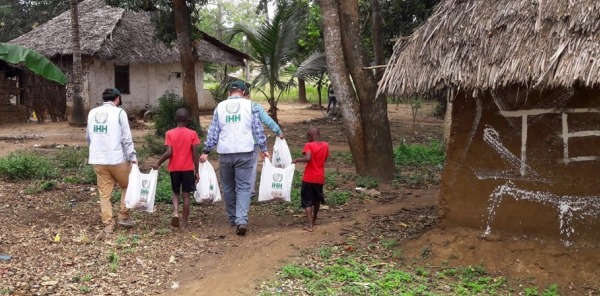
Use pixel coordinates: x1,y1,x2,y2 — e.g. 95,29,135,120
501,108,600,117
484,181,600,246
480,127,540,180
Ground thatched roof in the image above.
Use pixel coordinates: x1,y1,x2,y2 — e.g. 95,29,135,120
378,0,600,97
9,0,249,66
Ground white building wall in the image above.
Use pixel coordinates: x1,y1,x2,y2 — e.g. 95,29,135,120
86,59,217,117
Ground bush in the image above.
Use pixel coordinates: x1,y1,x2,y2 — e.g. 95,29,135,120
55,147,88,169
394,141,445,167
141,134,166,157
0,151,58,180
152,92,202,138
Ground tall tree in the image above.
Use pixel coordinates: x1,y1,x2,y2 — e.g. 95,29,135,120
68,0,86,126
320,0,395,181
173,0,198,121
370,0,384,80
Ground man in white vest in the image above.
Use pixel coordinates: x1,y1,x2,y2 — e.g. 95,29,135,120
200,81,270,236
87,88,137,235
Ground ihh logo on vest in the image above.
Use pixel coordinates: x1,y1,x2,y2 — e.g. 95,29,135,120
93,112,108,134
225,102,241,123
140,179,150,202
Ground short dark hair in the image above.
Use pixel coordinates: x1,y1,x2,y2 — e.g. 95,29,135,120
102,88,121,101
174,108,189,123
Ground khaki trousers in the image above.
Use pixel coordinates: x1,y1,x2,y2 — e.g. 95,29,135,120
94,162,131,227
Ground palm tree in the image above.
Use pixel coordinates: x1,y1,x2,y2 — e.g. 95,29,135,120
231,2,302,123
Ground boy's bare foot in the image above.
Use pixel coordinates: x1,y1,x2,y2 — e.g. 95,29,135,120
302,225,313,232
170,216,180,228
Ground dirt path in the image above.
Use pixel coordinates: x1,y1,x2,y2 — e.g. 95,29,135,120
165,191,440,295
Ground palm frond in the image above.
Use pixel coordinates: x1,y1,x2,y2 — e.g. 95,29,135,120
295,52,327,82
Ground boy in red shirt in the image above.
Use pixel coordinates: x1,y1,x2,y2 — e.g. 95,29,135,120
292,127,329,232
153,108,200,230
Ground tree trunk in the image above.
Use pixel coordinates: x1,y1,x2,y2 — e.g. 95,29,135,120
319,0,368,174
174,0,199,122
370,0,384,81
298,78,308,103
339,0,394,181
320,0,395,181
268,81,278,123
68,0,86,126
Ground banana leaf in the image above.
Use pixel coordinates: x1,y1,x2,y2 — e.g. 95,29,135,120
0,43,67,85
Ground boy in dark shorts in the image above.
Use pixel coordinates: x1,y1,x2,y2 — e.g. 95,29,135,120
292,127,329,232
153,108,200,230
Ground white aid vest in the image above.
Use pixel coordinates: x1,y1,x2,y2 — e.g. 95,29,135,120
87,103,127,165
216,98,255,154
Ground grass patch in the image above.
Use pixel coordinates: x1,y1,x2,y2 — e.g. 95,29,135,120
260,244,559,296
0,151,58,180
393,141,445,188
394,140,445,167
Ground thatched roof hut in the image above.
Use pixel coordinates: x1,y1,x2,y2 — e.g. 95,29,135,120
379,0,600,97
9,0,250,66
7,0,252,114
378,0,600,246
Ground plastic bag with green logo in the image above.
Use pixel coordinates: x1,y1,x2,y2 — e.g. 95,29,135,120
272,138,292,168
125,164,158,212
195,161,222,203
258,158,295,202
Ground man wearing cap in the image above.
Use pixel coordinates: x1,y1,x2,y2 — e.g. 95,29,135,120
200,81,270,236
87,88,137,234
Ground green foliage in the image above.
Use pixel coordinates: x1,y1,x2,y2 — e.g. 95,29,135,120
78,285,91,293
24,180,56,194
151,92,202,138
155,167,174,204
0,0,69,43
394,141,445,167
231,1,304,119
55,147,88,169
356,175,379,189
326,190,353,207
0,151,58,180
142,133,167,157
359,0,440,59
381,239,398,249
0,43,67,84
281,264,316,279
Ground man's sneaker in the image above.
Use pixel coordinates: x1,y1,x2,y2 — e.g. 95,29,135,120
236,224,247,236
117,219,136,228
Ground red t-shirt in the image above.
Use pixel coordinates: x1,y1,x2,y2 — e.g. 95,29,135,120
302,141,329,184
165,127,201,172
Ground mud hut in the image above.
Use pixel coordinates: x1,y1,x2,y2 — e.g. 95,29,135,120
9,0,250,116
378,0,600,246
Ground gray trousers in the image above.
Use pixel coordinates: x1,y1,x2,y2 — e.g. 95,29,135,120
219,151,256,226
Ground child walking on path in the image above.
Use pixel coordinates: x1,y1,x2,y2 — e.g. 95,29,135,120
153,108,200,230
292,127,329,232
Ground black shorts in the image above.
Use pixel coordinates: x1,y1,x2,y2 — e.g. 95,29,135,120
170,171,196,194
300,182,325,208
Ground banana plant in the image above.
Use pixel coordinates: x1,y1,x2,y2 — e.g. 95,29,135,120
0,43,67,85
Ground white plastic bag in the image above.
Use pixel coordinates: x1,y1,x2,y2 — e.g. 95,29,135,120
125,164,158,212
272,137,292,168
258,158,295,202
194,161,222,203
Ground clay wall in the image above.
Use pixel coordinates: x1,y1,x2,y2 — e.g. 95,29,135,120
441,86,600,246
